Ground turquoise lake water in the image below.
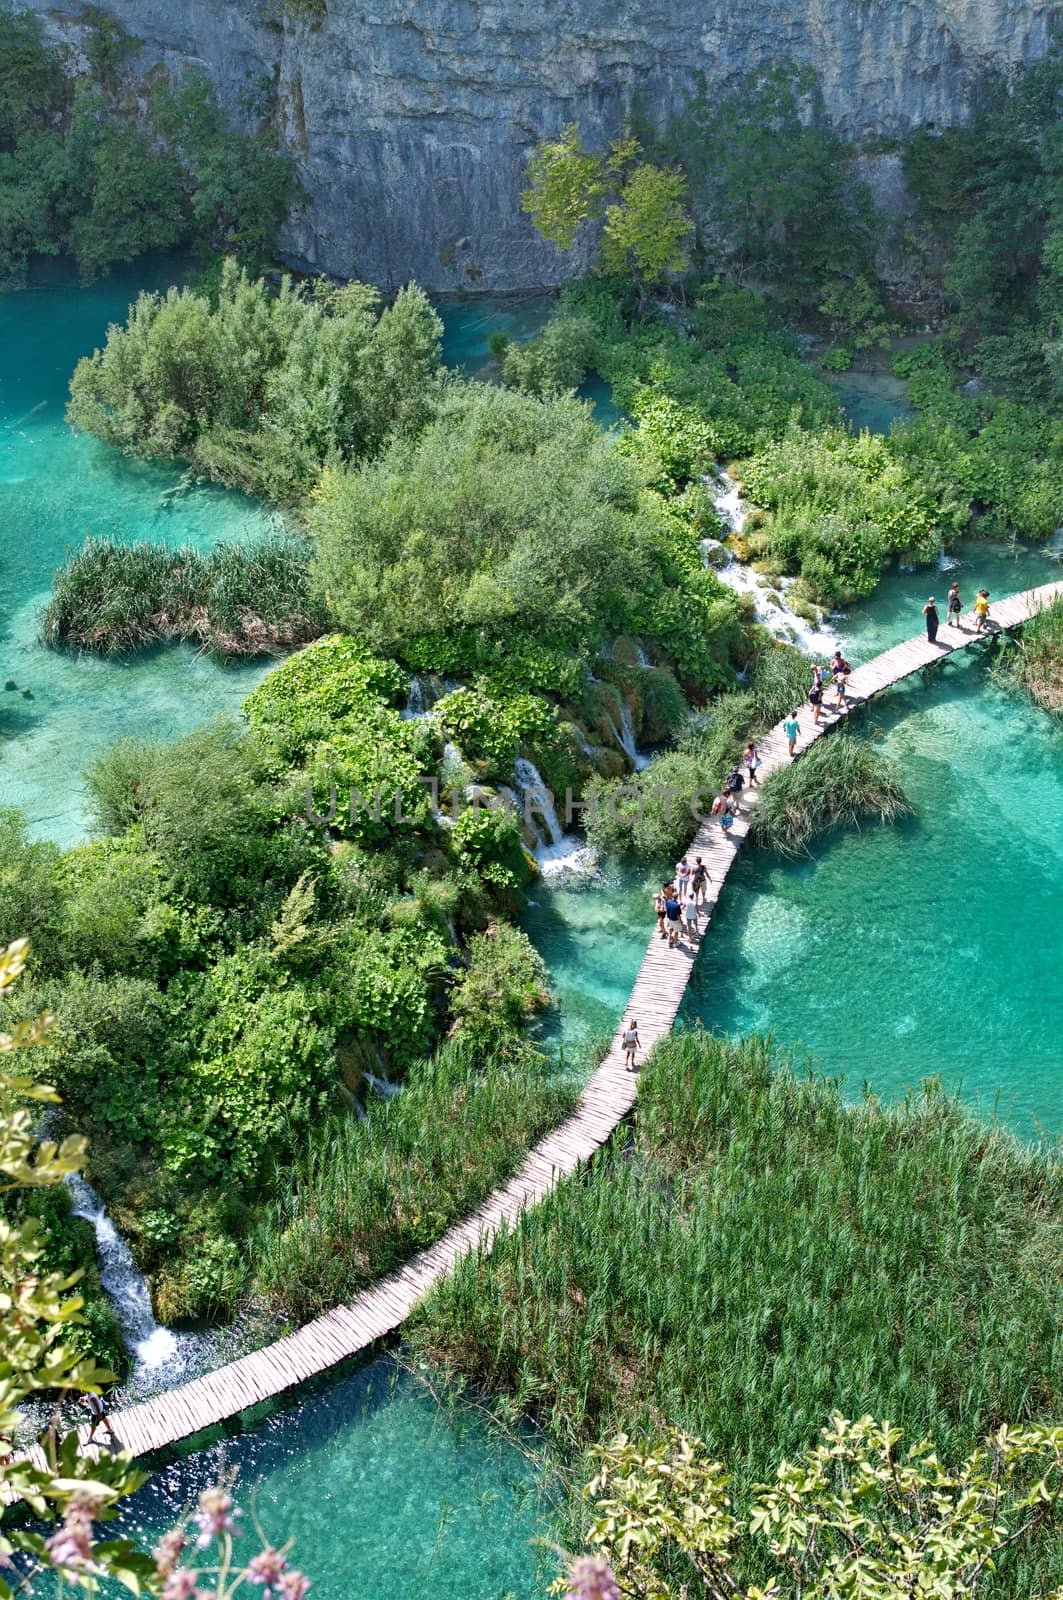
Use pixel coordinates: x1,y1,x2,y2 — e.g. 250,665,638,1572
0,261,277,843
78,1360,548,1600
527,539,1063,1141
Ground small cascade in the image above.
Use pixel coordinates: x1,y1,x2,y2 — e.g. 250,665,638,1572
513,757,597,879
363,1071,401,1099
936,548,961,572
632,643,651,668
67,1175,208,1393
401,675,429,719
604,704,651,772
1049,526,1063,561
706,472,839,655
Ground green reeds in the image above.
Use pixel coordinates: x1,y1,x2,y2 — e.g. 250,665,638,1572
993,595,1063,715
414,1032,1063,1592
753,730,912,856
253,1037,576,1321
41,533,326,658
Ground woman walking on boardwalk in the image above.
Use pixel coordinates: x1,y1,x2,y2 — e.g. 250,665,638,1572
808,677,823,724
691,856,710,905
923,596,939,643
622,1017,641,1071
663,891,683,947
743,741,761,786
654,887,667,940
947,581,962,627
784,709,801,758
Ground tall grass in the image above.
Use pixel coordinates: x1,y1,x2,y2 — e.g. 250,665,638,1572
993,595,1063,714
254,1037,576,1321
41,533,325,657
753,729,912,856
415,1032,1063,1592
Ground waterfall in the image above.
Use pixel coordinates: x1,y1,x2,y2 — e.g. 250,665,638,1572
400,675,429,719
67,1175,207,1390
604,705,650,771
706,472,838,655
513,756,597,880
633,643,651,668
363,1071,401,1099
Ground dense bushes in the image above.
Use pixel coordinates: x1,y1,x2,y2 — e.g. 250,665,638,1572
417,1031,1063,1593
42,533,325,657
309,382,744,693
752,731,912,856
0,12,296,285
68,265,443,501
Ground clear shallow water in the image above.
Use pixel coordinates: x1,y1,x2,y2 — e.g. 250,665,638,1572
829,369,914,434
684,660,1063,1142
77,1360,548,1600
436,291,555,373
0,261,277,843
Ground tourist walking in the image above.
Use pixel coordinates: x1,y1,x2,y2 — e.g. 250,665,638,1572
675,857,691,899
743,741,761,786
713,792,736,838
829,647,851,680
784,709,801,759
947,581,962,627
974,589,991,632
691,856,710,906
83,1391,108,1442
726,763,744,799
684,893,700,943
654,888,667,940
833,666,848,712
808,677,823,724
923,596,939,643
664,891,683,947
622,1017,641,1071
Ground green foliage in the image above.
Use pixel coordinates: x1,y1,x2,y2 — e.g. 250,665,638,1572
451,804,533,897
435,684,558,774
243,633,407,759
42,532,324,657
670,65,879,312
448,924,549,1053
254,1036,576,1321
521,122,608,249
67,264,443,499
819,273,896,352
0,810,63,966
575,1416,1063,1600
0,938,154,1593
992,595,1063,714
418,1030,1063,1594
599,161,693,288
753,730,913,856
501,313,598,396
0,13,296,285
309,382,743,695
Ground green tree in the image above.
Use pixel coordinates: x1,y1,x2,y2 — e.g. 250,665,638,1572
599,162,692,300
521,122,608,248
565,1417,1063,1599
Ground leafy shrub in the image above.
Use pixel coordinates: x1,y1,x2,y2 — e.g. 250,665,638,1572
434,685,558,774
448,924,549,1052
501,314,597,395
753,731,912,857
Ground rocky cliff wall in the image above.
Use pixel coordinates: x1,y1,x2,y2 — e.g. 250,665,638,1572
27,0,1059,290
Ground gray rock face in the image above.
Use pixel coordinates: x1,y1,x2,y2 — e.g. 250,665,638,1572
26,0,1057,290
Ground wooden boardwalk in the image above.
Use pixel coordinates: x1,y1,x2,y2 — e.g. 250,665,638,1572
44,580,1063,1467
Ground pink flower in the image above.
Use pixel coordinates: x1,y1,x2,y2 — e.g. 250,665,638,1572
247,1547,289,1597
162,1569,206,1600
565,1554,621,1600
154,1526,187,1577
193,1486,241,1548
278,1569,311,1599
45,1496,103,1574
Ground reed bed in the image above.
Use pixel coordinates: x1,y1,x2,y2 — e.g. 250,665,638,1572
254,1038,576,1321
753,729,912,856
41,533,325,657
416,1032,1063,1591
993,595,1063,714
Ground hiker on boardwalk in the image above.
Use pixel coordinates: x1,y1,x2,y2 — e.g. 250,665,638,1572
742,741,761,787
923,596,940,643
726,763,744,799
974,589,991,632
713,792,736,838
654,887,667,940
830,647,851,680
808,676,823,724
675,857,691,899
691,856,711,906
663,890,683,947
622,1017,641,1071
684,893,700,943
784,709,801,758
83,1391,109,1443
947,581,962,627
832,665,849,712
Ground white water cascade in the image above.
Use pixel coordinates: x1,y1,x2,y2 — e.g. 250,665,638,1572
605,703,651,771
707,471,839,654
513,757,596,880
67,1175,207,1392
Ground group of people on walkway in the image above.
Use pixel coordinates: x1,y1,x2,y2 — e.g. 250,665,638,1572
807,646,852,726
653,855,712,952
923,583,992,642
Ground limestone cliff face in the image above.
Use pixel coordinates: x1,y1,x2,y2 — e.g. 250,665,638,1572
27,0,1058,289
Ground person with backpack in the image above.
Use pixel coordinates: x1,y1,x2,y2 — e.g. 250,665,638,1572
947,581,962,627
664,891,683,947
808,677,823,724
691,856,710,906
726,764,744,798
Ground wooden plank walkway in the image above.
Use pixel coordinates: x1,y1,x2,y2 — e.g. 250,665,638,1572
35,580,1063,1468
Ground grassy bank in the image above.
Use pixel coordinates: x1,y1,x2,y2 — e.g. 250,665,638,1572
994,596,1063,716
415,1032,1063,1591
41,534,325,658
752,730,912,856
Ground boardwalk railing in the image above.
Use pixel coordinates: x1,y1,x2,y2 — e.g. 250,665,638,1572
40,581,1063,1465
